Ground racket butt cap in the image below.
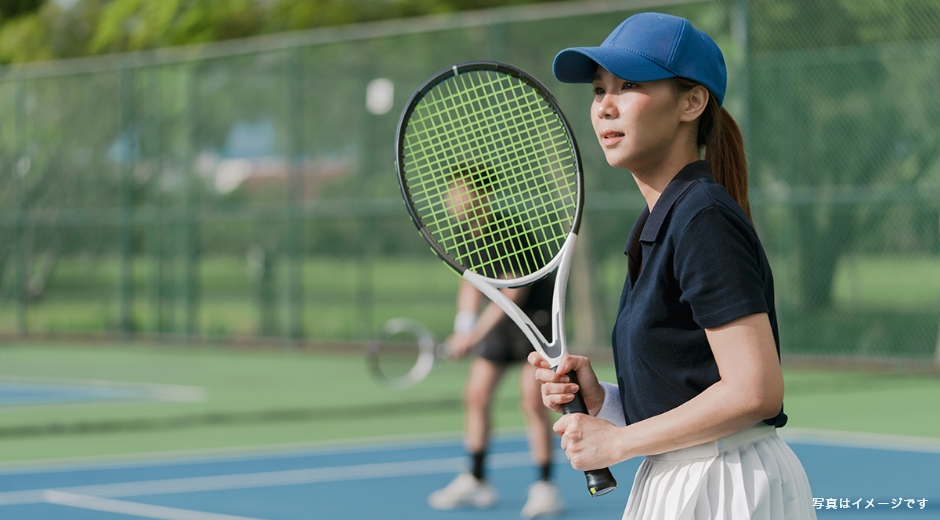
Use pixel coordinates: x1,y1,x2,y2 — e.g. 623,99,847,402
586,468,617,497
589,485,616,497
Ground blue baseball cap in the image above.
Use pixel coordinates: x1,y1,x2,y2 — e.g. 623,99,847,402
553,12,727,106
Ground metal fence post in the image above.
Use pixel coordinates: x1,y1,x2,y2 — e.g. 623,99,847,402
285,47,305,343
732,0,751,145
13,79,27,336
184,65,200,339
118,67,136,336
145,67,165,337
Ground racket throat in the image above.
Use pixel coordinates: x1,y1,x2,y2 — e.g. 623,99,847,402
461,270,565,366
545,233,578,364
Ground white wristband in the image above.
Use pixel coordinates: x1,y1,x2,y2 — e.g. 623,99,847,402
453,311,477,334
595,381,626,427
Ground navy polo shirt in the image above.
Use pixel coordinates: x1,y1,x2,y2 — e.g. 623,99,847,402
611,160,787,427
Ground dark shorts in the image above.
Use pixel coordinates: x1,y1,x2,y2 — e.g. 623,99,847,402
475,310,551,365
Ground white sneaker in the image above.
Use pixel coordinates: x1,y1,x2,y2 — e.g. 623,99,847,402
521,480,563,518
428,473,498,510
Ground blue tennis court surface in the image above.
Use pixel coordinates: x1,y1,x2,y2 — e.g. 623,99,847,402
0,432,936,519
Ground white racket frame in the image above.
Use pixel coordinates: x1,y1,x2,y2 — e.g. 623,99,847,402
461,232,577,368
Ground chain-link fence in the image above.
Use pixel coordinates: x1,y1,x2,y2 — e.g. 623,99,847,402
0,0,938,369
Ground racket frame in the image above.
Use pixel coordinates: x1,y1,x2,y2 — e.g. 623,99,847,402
396,60,616,498
395,61,585,369
367,317,444,389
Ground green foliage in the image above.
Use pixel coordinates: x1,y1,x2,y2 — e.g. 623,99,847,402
0,0,570,64
89,0,264,53
0,0,44,20
745,0,940,308
0,0,107,62
0,13,54,62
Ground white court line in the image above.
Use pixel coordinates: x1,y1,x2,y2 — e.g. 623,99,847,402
0,428,479,475
780,427,940,453
4,425,938,475
3,428,938,511
0,451,533,507
44,490,261,520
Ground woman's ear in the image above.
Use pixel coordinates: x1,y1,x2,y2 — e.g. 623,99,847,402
679,85,709,122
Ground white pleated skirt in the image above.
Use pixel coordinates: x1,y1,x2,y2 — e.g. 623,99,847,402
623,423,816,520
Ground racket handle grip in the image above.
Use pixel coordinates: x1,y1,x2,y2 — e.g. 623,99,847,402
559,370,618,497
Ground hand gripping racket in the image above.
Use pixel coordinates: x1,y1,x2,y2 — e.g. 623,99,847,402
395,61,617,497
367,318,449,389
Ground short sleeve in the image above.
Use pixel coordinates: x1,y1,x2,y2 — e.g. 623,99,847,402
673,206,768,329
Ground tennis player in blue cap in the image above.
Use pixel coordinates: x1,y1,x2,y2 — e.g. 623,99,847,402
529,12,816,519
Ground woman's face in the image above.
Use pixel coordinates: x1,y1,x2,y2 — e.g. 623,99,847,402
590,67,684,174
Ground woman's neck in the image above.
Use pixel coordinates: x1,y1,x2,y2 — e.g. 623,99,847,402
631,150,701,212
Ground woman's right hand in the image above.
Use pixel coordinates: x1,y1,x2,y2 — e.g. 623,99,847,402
527,353,605,416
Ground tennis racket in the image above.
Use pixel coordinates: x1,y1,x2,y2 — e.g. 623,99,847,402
367,318,449,389
395,61,616,497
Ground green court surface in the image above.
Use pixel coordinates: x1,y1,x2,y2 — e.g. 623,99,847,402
1,343,939,466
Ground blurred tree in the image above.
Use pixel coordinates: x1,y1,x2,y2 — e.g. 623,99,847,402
0,0,45,20
748,0,940,308
0,0,106,62
89,0,264,53
0,0,571,64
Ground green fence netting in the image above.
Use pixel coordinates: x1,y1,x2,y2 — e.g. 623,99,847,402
0,0,938,369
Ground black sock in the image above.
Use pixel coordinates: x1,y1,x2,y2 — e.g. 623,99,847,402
539,462,552,482
471,451,486,481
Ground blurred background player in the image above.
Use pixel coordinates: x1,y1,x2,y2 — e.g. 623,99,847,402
427,164,563,518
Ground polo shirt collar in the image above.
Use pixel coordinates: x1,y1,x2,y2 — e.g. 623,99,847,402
623,206,649,285
641,160,712,243
623,160,713,256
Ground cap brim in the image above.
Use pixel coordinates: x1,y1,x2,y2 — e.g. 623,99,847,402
553,46,676,84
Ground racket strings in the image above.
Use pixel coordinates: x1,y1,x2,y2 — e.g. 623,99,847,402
401,69,578,280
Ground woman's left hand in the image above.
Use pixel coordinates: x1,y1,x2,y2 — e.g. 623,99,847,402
553,413,624,471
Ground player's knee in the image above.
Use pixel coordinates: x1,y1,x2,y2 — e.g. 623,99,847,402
463,385,492,411
520,391,547,418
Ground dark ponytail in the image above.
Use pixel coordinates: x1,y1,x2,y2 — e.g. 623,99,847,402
673,78,751,221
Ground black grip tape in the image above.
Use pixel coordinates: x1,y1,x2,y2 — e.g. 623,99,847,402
555,369,618,496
